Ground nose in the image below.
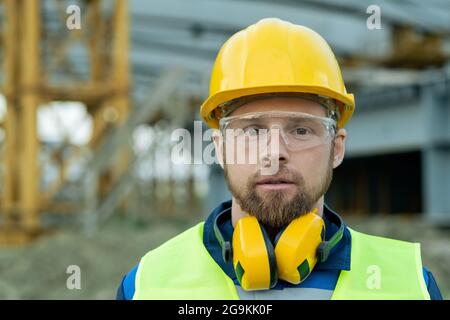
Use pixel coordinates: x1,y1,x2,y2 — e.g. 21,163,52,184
259,127,290,169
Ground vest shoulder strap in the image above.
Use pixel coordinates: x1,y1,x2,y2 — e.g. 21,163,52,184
332,228,430,300
133,222,238,300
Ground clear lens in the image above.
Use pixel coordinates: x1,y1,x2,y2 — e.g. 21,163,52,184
219,111,336,151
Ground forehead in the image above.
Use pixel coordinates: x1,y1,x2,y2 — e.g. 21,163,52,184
230,96,327,117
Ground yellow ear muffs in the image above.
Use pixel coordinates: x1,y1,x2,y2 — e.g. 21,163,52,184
214,207,344,291
232,216,277,291
273,209,325,284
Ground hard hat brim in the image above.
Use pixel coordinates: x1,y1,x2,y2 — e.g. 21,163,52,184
200,85,355,129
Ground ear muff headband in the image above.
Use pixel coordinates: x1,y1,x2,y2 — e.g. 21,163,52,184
316,208,345,262
258,223,278,289
213,208,233,263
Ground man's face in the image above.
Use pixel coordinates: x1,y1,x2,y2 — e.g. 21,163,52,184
216,97,345,228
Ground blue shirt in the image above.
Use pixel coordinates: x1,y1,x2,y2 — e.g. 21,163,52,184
116,200,443,300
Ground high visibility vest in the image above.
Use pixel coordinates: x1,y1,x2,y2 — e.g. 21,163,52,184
133,222,430,300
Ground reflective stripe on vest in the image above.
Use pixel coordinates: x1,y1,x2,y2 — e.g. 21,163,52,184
133,222,430,300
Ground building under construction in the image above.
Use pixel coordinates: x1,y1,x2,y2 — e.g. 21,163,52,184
0,0,449,246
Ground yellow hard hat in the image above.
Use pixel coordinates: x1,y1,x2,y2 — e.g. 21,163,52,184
200,18,355,129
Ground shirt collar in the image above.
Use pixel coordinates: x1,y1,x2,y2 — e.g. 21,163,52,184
203,200,351,281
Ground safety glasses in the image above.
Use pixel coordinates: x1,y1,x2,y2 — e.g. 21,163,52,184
219,111,336,152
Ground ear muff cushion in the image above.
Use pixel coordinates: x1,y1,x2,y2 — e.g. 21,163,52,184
232,216,277,290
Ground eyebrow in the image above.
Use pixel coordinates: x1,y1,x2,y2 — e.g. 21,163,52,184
234,115,322,126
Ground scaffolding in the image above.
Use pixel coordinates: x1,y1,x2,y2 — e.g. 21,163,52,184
0,0,131,244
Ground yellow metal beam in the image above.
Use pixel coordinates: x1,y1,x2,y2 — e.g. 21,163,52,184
2,0,19,223
112,0,130,116
88,0,103,85
107,0,131,183
19,0,41,231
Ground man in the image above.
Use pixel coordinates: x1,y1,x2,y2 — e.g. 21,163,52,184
117,18,442,300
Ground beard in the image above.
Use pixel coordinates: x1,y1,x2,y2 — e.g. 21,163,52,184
223,149,334,229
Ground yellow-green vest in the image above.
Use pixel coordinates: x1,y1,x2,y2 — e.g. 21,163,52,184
133,222,430,300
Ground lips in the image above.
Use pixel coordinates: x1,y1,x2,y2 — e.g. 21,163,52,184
256,177,295,185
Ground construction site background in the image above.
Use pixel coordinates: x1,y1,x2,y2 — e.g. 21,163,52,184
0,0,449,299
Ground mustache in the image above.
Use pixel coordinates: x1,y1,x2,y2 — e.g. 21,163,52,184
248,166,303,187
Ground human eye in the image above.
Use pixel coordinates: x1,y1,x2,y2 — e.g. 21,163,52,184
242,126,261,136
292,126,313,137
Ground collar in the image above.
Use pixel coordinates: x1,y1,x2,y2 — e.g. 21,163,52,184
203,200,352,281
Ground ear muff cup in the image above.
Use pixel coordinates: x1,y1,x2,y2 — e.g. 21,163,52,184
273,211,325,284
232,216,278,290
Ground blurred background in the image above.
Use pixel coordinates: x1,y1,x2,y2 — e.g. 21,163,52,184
0,0,449,299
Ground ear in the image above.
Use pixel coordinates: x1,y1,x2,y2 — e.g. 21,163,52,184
332,128,347,169
212,129,225,169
